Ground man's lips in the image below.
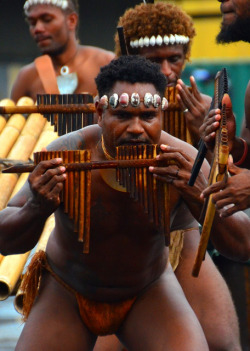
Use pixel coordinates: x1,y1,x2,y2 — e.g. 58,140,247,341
119,140,148,145
35,36,51,44
221,11,236,24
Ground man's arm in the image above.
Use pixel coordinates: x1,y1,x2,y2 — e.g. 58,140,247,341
149,141,250,262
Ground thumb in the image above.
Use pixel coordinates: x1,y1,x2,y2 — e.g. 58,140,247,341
228,155,241,175
222,93,233,119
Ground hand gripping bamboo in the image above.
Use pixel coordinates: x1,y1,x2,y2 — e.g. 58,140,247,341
192,69,229,277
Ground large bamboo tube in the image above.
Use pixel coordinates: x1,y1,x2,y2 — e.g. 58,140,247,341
0,97,34,158
0,119,58,304
14,214,55,314
0,105,46,209
0,98,15,133
0,252,30,300
0,173,19,210
8,112,46,160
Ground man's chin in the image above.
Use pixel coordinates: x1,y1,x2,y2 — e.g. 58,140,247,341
217,18,250,43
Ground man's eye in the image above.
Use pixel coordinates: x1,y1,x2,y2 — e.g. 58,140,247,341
169,56,181,63
43,16,53,23
149,58,161,64
116,113,130,119
142,114,155,120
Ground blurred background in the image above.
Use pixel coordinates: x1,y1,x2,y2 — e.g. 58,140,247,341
0,0,249,133
0,0,249,350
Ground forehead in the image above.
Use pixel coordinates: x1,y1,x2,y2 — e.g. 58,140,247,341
139,45,185,59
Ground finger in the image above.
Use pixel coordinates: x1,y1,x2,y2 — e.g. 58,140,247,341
176,93,186,112
43,173,67,193
176,81,195,109
228,162,243,176
219,204,239,218
189,76,202,100
201,180,226,198
213,196,234,210
159,144,194,163
35,158,63,174
152,173,176,185
149,165,178,177
39,165,66,185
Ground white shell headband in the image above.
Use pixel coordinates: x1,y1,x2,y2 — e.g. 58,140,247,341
130,34,190,49
100,93,168,111
24,0,69,11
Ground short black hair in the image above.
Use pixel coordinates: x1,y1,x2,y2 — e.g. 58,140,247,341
95,55,167,97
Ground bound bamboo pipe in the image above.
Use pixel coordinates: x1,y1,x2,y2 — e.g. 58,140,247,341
0,104,96,115
3,158,175,174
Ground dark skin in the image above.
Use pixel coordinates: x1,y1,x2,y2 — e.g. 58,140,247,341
11,5,114,102
140,45,212,147
200,0,250,215
1,81,250,351
201,92,250,217
0,82,210,351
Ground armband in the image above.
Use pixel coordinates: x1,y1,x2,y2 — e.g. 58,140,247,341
234,138,248,166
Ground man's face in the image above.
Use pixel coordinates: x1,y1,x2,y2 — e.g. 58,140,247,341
217,0,250,43
139,45,186,87
98,82,162,157
25,5,71,55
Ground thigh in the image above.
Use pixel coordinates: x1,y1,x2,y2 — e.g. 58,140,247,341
16,271,97,351
175,230,241,351
117,264,209,351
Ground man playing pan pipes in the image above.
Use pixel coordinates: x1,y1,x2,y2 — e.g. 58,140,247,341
1,55,250,351
10,0,114,102
95,2,249,351
114,1,212,149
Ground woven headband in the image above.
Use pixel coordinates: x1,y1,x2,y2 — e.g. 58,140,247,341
24,0,69,11
100,93,168,111
130,34,189,49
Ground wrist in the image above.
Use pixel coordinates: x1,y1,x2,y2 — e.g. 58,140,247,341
234,138,248,166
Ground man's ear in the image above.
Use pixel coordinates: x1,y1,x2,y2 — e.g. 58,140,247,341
95,100,103,126
67,12,78,31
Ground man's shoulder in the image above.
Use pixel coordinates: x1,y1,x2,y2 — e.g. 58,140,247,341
160,130,192,148
47,125,102,151
15,61,38,81
79,45,115,62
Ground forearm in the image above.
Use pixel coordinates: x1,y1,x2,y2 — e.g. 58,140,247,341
231,137,250,168
210,211,250,262
183,191,250,262
0,200,49,255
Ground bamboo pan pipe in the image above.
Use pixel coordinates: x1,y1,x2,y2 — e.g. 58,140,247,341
163,87,192,144
0,90,195,141
29,146,172,252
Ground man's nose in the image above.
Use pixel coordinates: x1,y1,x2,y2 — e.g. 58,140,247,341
160,60,172,78
33,20,45,33
127,117,144,134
